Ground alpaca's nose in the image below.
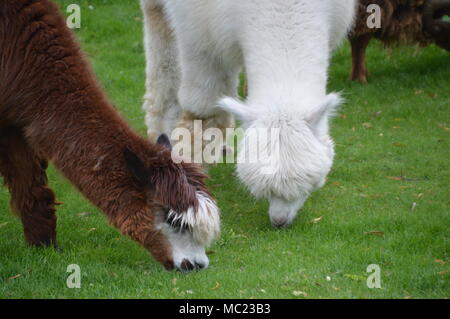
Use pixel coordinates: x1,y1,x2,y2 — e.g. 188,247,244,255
179,259,207,272
180,259,195,272
270,216,289,228
195,262,206,270
268,196,306,229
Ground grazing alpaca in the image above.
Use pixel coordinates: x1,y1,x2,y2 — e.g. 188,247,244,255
350,0,450,83
0,0,220,271
140,0,356,227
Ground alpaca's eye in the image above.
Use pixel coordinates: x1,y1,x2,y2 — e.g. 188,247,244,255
165,211,189,233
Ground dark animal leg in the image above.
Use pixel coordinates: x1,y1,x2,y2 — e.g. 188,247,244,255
350,34,373,84
0,127,58,247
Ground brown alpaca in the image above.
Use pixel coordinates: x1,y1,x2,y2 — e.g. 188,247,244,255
0,0,220,271
349,0,450,83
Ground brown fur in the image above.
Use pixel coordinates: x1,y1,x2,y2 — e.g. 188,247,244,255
0,0,211,270
349,0,450,83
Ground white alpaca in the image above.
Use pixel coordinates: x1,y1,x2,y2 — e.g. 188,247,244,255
140,0,356,227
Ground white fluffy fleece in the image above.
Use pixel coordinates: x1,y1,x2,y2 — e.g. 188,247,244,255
166,191,221,246
141,0,356,226
156,191,220,270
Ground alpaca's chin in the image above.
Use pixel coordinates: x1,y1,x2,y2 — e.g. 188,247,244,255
268,196,306,228
159,224,209,271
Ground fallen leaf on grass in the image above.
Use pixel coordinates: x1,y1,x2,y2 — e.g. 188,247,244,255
437,124,450,132
77,212,92,217
435,259,446,265
87,228,96,233
364,231,385,238
392,142,406,147
7,274,21,280
211,281,220,290
387,176,403,181
0,222,9,228
292,291,308,297
310,216,323,224
362,122,372,129
331,181,341,186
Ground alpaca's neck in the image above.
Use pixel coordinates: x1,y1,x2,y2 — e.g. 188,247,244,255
240,2,331,111
29,86,145,215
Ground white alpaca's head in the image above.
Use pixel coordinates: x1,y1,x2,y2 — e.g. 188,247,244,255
219,93,341,228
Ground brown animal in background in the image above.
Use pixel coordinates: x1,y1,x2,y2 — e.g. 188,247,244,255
0,0,220,271
349,0,450,83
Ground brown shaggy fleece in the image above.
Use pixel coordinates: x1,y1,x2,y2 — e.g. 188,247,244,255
0,0,213,270
349,0,449,83
352,0,433,45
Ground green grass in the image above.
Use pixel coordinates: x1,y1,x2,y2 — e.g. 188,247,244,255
0,0,449,299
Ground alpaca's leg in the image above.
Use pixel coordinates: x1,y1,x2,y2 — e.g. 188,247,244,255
350,34,372,84
175,57,240,164
0,128,58,247
140,0,181,141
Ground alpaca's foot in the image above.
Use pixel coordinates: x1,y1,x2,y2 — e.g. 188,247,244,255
25,232,57,248
23,217,58,248
350,68,369,84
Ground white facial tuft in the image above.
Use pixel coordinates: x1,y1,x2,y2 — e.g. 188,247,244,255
166,191,220,246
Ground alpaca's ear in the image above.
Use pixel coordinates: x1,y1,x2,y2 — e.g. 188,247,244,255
123,147,150,187
217,97,257,123
306,93,342,127
156,133,172,151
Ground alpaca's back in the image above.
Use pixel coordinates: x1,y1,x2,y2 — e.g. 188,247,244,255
0,0,96,123
0,0,128,157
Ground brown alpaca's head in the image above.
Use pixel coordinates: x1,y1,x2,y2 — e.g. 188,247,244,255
123,134,220,271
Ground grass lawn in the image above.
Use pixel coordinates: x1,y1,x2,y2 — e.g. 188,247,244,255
0,0,449,299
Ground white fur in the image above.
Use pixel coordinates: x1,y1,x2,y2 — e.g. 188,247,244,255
159,223,210,270
167,191,221,246
141,0,356,226
156,191,220,271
